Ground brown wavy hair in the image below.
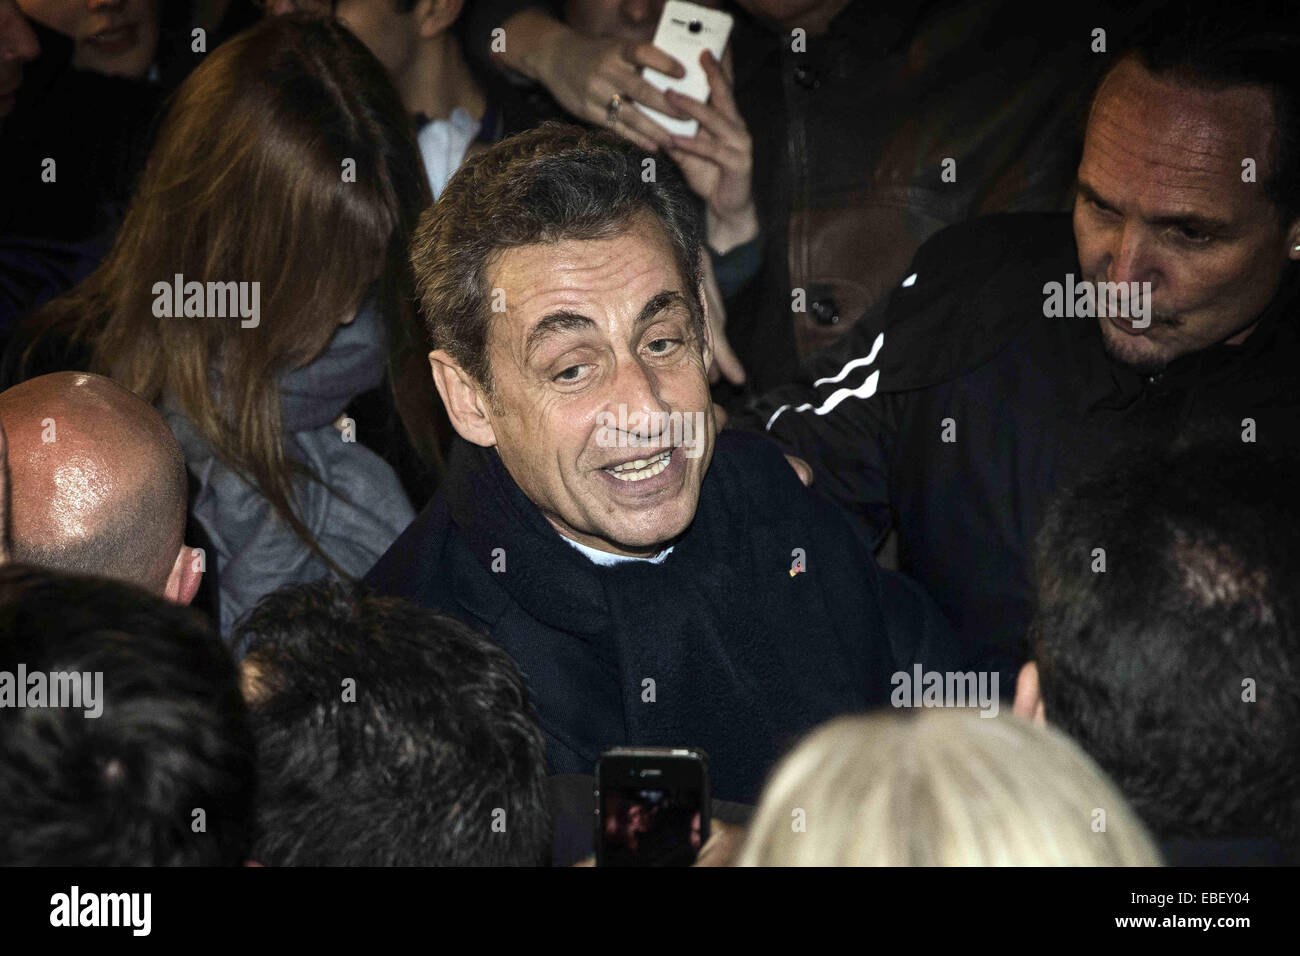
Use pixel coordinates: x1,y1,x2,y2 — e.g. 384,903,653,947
20,15,440,569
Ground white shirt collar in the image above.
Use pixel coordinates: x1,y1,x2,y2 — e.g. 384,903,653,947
559,533,674,566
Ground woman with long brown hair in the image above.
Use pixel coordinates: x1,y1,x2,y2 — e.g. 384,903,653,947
12,14,441,636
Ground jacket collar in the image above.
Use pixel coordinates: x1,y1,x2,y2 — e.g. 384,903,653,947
440,439,616,638
1159,263,1300,385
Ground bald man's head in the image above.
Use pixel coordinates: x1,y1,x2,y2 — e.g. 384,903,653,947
0,373,193,597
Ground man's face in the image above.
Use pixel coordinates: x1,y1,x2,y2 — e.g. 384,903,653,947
18,0,158,78
474,215,715,557
733,0,847,33
0,0,40,119
566,0,726,44
263,0,331,13
334,0,419,81
1074,58,1300,374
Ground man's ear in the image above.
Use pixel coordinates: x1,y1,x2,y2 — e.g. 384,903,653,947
0,421,10,565
416,0,464,39
429,349,498,447
696,272,714,371
163,544,203,606
1287,216,1300,261
1012,660,1047,726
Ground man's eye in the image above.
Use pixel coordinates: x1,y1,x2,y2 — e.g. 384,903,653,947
554,364,587,383
1174,226,1211,244
647,338,682,355
1089,197,1117,217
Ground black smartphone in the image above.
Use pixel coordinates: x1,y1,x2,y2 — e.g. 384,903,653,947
595,747,710,867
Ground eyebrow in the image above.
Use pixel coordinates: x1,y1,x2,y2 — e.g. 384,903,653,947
523,290,689,360
1077,180,1233,234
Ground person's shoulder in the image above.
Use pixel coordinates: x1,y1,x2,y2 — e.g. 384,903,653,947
706,430,879,566
900,212,1074,303
708,429,818,509
363,493,452,599
874,212,1076,389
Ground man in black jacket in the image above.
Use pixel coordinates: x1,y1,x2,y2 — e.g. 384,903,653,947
365,122,961,804
746,20,1300,687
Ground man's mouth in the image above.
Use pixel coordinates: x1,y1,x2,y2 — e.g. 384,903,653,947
1106,311,1147,335
601,448,673,482
85,23,139,56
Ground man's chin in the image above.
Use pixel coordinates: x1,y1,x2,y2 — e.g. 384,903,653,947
596,513,693,557
1099,322,1169,376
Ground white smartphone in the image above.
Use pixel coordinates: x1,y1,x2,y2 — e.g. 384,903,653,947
637,1,734,138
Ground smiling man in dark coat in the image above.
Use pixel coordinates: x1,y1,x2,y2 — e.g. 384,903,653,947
365,122,961,804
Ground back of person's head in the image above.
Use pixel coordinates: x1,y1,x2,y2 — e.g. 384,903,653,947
24,13,437,563
737,711,1161,866
0,372,194,599
1031,439,1300,842
236,581,550,865
0,564,254,865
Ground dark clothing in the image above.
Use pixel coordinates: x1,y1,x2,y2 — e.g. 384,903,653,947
0,4,255,253
746,211,1300,682
1161,838,1300,866
0,233,107,336
0,55,163,244
365,429,958,804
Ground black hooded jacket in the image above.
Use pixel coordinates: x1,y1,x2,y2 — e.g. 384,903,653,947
746,211,1300,683
365,428,961,804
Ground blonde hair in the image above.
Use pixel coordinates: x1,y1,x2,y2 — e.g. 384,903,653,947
737,711,1162,866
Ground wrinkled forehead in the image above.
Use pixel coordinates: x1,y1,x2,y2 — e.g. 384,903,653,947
485,217,693,338
1084,59,1278,205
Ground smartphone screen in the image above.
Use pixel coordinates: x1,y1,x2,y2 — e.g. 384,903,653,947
638,1,734,138
596,748,710,867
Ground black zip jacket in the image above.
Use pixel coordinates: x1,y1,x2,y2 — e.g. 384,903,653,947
747,212,1300,683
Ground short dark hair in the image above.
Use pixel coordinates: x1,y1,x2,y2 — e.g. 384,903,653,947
0,565,255,865
1104,6,1300,223
1032,439,1300,841
237,581,551,866
411,122,706,392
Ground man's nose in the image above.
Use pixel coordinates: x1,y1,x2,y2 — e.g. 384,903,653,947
1105,224,1159,292
2,7,39,63
613,359,671,436
265,0,317,15
623,0,664,26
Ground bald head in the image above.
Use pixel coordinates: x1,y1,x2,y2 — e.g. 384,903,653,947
0,373,189,594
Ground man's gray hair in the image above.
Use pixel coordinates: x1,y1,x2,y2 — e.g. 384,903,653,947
410,122,707,392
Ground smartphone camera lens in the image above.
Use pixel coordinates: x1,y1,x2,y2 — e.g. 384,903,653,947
689,20,703,33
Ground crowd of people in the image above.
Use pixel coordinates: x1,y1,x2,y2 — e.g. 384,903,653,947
0,0,1297,867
